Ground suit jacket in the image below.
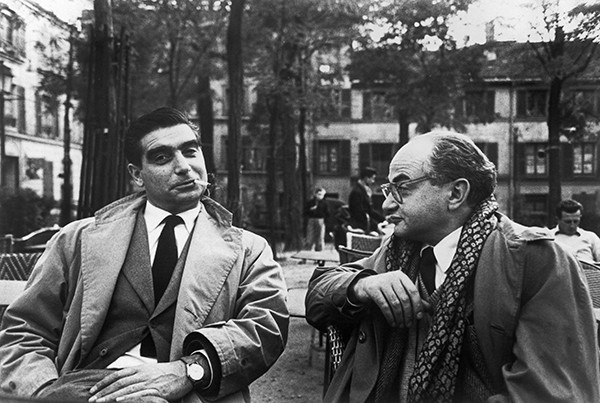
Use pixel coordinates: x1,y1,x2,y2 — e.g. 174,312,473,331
348,183,381,233
0,192,289,402
306,213,600,402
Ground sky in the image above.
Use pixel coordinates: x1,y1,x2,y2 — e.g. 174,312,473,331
41,0,591,42
40,0,92,24
450,0,588,45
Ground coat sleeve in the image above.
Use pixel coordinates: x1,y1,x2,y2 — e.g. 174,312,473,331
0,225,81,397
182,232,288,400
305,252,380,332
500,241,600,402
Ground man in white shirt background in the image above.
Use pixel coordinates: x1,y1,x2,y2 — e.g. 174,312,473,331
553,198,600,264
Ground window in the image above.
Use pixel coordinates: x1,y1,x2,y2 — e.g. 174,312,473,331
517,194,548,227
36,92,59,138
460,90,495,123
474,142,499,168
220,137,268,172
523,143,547,176
313,140,350,175
222,86,250,117
570,90,600,117
516,89,547,118
359,143,398,178
0,6,26,58
363,90,395,121
572,143,596,176
322,88,351,120
5,85,25,131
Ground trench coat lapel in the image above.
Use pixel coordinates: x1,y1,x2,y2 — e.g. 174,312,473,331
122,211,154,313
78,204,139,360
170,206,242,358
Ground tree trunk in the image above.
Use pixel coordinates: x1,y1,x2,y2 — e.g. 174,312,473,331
60,27,75,226
226,0,245,226
197,73,215,174
266,93,280,258
547,76,563,227
280,102,303,251
398,108,410,145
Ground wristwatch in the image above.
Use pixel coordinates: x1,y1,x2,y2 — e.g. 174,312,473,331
180,355,206,387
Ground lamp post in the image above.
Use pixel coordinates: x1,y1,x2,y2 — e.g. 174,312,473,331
0,60,14,188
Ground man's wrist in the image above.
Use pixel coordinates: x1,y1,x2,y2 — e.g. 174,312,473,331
180,353,211,389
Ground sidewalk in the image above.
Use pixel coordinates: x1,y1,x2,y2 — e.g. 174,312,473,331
249,244,339,402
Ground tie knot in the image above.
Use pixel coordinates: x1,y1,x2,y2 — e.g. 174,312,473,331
163,215,183,228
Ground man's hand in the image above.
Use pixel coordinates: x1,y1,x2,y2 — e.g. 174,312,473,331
88,361,192,403
351,271,429,327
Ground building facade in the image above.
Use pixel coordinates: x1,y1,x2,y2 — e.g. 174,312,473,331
210,41,600,235
0,0,83,211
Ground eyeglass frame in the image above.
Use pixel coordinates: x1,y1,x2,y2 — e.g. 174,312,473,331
380,175,431,204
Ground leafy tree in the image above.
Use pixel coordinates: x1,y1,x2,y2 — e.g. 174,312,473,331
349,0,475,145
245,0,365,251
111,0,228,173
525,0,600,226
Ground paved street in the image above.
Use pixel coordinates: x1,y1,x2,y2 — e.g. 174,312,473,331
250,245,339,402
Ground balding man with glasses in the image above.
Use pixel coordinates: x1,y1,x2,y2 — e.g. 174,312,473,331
306,131,599,403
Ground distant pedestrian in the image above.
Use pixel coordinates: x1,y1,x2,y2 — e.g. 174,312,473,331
305,187,328,251
553,198,600,264
348,167,384,234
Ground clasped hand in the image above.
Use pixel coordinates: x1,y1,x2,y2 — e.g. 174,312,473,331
351,271,430,327
88,361,191,403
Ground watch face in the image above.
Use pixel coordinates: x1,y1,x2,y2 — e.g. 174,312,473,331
188,363,204,381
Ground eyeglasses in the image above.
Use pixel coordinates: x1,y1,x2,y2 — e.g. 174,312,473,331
381,175,430,204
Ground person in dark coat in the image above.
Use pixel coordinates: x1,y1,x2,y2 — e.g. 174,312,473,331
304,187,328,251
348,167,383,234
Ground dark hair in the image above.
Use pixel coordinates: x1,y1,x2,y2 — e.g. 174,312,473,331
556,199,583,217
360,167,377,179
124,107,199,166
425,131,497,207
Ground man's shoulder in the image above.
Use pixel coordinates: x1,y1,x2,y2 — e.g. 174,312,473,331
493,213,554,245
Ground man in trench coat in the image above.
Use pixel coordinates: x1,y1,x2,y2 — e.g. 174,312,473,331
0,107,289,403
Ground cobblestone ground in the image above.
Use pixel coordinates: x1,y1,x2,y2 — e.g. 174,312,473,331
250,245,339,402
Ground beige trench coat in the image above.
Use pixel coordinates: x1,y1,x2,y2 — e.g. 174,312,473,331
0,193,289,402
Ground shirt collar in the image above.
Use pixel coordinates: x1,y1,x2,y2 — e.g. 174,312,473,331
144,201,201,233
421,226,462,275
552,226,581,236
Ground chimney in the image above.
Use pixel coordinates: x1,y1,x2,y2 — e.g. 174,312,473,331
485,20,495,43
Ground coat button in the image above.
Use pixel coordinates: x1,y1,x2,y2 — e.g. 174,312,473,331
8,381,16,390
358,331,367,343
99,348,109,357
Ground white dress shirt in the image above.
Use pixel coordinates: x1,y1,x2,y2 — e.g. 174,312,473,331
107,201,200,368
421,226,462,289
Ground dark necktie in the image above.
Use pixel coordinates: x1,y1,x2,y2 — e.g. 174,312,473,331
420,246,437,295
141,215,183,358
152,215,183,303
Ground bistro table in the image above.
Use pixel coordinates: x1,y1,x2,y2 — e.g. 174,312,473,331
291,250,340,267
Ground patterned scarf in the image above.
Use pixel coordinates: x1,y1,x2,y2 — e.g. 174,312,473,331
372,196,498,403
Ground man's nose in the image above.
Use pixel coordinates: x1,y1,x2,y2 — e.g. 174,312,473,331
382,193,398,214
173,152,191,173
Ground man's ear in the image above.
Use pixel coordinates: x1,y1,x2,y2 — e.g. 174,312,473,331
127,163,144,187
448,178,470,211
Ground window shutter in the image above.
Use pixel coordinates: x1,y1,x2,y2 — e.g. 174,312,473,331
516,143,526,177
339,140,351,176
359,143,370,174
313,140,320,174
17,86,25,133
362,91,371,121
486,91,495,122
